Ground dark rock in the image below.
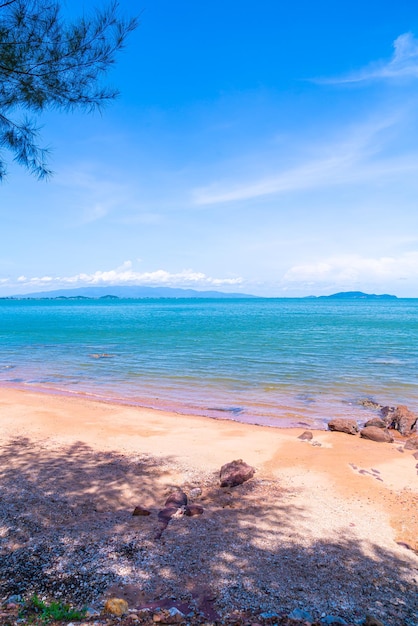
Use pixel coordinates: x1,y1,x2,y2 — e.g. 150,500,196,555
158,507,179,522
360,426,394,443
363,615,385,626
320,616,348,625
384,405,417,435
404,434,418,450
380,405,395,418
298,430,313,440
328,418,359,435
184,504,204,516
165,490,188,508
364,417,386,429
360,399,383,410
219,459,255,488
413,451,418,459
132,506,151,516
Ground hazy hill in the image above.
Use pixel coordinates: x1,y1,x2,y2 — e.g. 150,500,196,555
11,286,256,299
317,291,397,300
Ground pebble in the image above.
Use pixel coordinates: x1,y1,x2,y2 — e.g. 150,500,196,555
288,607,314,621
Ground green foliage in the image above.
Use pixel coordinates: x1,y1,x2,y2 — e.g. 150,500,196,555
23,594,87,623
0,0,137,179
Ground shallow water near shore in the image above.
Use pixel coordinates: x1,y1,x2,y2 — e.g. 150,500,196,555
0,297,417,428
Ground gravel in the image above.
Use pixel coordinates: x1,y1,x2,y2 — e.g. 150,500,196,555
1,436,417,626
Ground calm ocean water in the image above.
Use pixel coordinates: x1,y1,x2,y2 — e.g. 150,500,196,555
0,297,417,428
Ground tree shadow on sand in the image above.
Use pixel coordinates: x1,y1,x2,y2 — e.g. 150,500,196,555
0,436,417,625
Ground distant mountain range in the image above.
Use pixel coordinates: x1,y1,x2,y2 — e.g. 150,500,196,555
9,285,256,299
3,287,399,300
309,291,397,300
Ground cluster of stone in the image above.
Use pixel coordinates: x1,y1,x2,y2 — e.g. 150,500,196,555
327,404,418,444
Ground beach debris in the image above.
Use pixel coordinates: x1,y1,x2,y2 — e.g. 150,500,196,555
327,419,359,435
383,405,418,435
219,459,255,488
364,418,386,429
360,426,394,443
404,434,418,450
132,506,152,516
104,597,129,616
298,430,313,440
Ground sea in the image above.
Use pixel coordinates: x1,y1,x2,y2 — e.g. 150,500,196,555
1,297,417,429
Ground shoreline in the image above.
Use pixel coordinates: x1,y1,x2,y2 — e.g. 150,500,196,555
0,379,411,431
1,387,417,624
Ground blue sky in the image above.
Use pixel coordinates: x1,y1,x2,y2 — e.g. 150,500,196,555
2,0,418,296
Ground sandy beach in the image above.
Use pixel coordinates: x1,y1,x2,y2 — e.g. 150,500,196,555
0,387,417,625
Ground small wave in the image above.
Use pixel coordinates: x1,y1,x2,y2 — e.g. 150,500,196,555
207,406,245,415
371,358,403,365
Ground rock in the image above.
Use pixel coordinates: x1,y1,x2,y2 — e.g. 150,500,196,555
320,616,348,625
404,434,418,450
328,418,359,435
298,430,313,440
152,607,185,624
364,418,386,429
184,504,204,516
360,426,394,443
189,487,202,499
259,612,280,620
413,451,418,459
360,399,383,409
158,507,179,522
380,405,395,418
104,598,129,616
384,405,417,435
165,490,188,508
219,459,255,487
288,608,314,622
132,506,151,516
363,615,385,626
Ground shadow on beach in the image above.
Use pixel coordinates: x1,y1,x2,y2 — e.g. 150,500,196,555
0,436,417,625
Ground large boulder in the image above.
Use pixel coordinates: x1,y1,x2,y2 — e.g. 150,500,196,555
360,426,394,443
219,459,255,488
328,419,359,435
385,405,417,435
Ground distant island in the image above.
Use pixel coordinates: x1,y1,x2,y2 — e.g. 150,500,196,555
7,286,256,299
311,291,397,300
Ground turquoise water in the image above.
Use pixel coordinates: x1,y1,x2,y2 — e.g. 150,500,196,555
0,297,417,428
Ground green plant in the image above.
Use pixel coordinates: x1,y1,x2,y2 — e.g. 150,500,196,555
24,594,87,623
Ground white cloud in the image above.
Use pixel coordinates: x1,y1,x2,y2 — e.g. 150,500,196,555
283,252,418,285
192,116,417,205
9,261,243,290
318,33,418,84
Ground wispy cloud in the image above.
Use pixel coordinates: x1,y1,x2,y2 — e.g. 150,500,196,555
8,261,243,290
317,33,418,84
283,252,418,286
56,167,140,224
192,115,416,205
